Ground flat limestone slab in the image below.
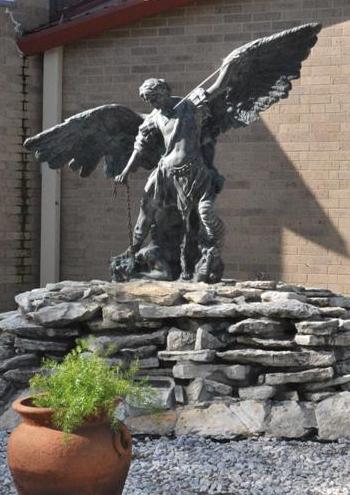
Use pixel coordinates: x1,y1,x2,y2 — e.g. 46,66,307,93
158,350,215,362
216,349,335,368
125,410,177,436
27,302,101,327
295,319,339,336
228,318,288,338
266,401,316,438
175,401,268,438
139,303,239,319
235,300,321,320
316,392,350,440
295,332,350,347
261,367,334,386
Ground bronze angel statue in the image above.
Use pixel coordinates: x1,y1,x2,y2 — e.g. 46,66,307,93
25,23,321,284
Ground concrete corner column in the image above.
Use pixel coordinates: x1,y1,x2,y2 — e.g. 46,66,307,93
40,46,63,286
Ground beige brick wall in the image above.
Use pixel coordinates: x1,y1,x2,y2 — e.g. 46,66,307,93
59,0,350,293
0,0,48,311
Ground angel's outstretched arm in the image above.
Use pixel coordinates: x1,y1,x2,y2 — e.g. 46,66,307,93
115,117,161,184
114,150,141,184
206,58,234,99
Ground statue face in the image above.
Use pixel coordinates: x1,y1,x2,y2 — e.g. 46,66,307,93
143,91,170,110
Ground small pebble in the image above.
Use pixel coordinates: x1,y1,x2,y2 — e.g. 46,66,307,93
1,432,350,494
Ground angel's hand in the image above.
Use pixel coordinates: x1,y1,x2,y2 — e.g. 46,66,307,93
114,173,127,184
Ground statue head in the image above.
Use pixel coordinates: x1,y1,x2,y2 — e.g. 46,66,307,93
139,78,171,109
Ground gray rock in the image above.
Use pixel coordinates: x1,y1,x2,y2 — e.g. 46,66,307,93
0,347,15,361
87,318,162,332
0,314,80,339
303,374,350,392
87,330,168,356
276,281,304,292
224,365,252,382
204,379,232,397
106,280,184,306
186,379,211,403
158,350,215,363
304,289,335,298
174,318,202,332
304,391,337,402
195,325,225,350
215,287,262,301
275,390,299,401
15,288,51,313
15,337,73,353
335,359,350,376
307,297,331,307
235,300,321,320
319,307,347,318
138,357,159,369
236,281,276,290
0,388,30,431
166,327,196,351
295,332,350,347
295,319,339,336
316,392,350,440
0,379,11,398
137,368,173,378
216,349,335,368
102,302,139,323
176,400,268,438
45,280,91,291
340,319,350,331
238,385,277,400
28,302,100,327
147,377,175,410
3,368,40,385
186,378,232,404
228,318,288,338
261,367,334,386
173,362,226,380
236,336,295,349
0,354,39,373
173,362,250,382
266,401,316,438
183,290,218,305
175,385,185,404
139,303,239,320
261,291,307,303
119,345,158,359
329,296,350,309
125,410,176,436
0,311,18,321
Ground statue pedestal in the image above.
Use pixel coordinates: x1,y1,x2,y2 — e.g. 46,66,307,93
1,279,350,440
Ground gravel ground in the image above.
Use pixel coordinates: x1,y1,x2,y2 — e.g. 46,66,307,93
1,432,350,495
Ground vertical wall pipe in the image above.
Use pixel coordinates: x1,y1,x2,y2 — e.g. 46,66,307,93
40,46,63,286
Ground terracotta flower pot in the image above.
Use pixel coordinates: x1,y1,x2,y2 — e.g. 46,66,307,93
7,396,132,495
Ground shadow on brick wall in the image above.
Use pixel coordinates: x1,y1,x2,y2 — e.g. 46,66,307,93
221,120,348,282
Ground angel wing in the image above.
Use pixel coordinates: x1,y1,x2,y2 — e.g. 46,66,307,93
206,23,321,136
24,104,157,178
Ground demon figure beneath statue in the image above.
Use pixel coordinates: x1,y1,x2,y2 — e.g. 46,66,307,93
24,23,321,284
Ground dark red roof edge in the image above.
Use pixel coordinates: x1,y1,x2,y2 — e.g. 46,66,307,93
18,0,195,56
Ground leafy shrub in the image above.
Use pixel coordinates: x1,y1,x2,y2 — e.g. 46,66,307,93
29,345,155,436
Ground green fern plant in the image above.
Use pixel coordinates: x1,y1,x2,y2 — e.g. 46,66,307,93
29,344,155,437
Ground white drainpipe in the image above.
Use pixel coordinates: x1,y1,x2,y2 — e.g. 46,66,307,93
40,46,63,286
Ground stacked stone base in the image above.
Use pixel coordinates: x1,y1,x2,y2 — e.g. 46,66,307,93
1,279,350,440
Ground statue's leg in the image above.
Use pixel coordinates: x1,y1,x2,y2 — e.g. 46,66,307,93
132,171,158,251
198,195,225,248
179,210,193,280
195,195,225,283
